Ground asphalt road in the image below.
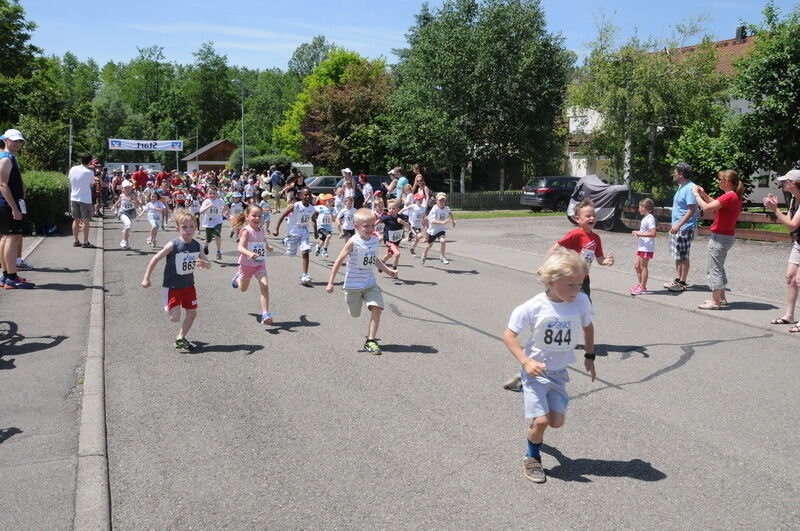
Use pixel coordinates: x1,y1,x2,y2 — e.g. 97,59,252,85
103,214,799,529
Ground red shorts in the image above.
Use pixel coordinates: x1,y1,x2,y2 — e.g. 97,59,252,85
385,241,400,255
636,251,654,260
163,285,198,310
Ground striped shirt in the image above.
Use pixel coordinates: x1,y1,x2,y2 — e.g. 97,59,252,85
344,234,378,290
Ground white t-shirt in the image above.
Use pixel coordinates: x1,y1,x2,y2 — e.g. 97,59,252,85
344,234,378,290
201,198,225,228
287,202,316,235
315,205,333,230
637,214,656,253
507,292,594,372
337,207,356,230
407,204,426,229
427,205,451,235
144,201,166,222
68,164,95,204
361,182,373,202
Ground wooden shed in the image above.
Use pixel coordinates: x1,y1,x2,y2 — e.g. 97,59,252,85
182,140,237,173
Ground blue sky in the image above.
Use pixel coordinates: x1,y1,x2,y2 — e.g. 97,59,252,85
23,0,798,69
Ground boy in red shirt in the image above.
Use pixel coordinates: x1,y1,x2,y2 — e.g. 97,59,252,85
547,199,614,299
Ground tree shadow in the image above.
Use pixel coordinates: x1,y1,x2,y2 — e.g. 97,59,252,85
188,341,264,356
542,444,667,482
0,321,68,361
378,343,439,354
0,427,22,444
246,313,321,335
429,267,479,275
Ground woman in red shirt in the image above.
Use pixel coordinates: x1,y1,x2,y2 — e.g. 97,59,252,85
693,170,743,310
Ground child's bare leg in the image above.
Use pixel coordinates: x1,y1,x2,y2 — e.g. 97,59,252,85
239,275,251,292
122,228,130,242
301,250,310,274
639,258,649,289
179,308,197,339
392,249,400,269
323,233,332,250
257,273,269,313
214,236,221,252
634,255,643,285
422,241,434,258
150,226,158,242
439,238,447,259
367,305,382,339
168,307,181,323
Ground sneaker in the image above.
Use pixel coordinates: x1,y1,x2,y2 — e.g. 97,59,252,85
261,312,273,325
73,241,82,247
231,272,241,289
523,457,546,483
503,375,522,392
321,249,329,257
2,277,35,289
120,241,130,250
17,261,33,271
216,251,222,260
663,279,680,289
300,274,312,286
421,256,426,265
409,248,416,256
314,244,320,256
146,237,152,246
174,338,195,352
666,280,687,292
364,339,382,355
440,257,450,265
203,244,209,255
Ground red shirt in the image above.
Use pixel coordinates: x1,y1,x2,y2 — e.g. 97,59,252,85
558,228,604,274
132,171,148,190
171,177,183,188
156,171,169,186
710,191,742,236
172,190,186,205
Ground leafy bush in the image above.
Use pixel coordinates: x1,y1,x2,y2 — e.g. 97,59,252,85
23,171,70,234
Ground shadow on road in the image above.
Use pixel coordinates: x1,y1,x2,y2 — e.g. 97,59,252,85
429,267,479,275
0,321,68,366
542,444,667,482
32,283,105,292
32,267,90,274
188,341,264,356
378,343,439,354
391,278,438,286
246,314,321,335
0,427,22,444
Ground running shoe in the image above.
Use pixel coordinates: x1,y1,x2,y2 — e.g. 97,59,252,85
17,261,32,271
314,244,320,256
300,274,312,286
364,339,382,355
203,244,209,255
261,312,273,325
231,272,241,289
666,280,687,292
420,256,426,265
440,257,450,265
321,249,329,257
146,237,152,246
409,248,415,256
523,457,546,483
2,278,35,289
174,338,195,352
502,375,523,392
630,285,648,295
216,251,222,260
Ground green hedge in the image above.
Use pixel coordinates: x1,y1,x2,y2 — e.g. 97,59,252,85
22,171,69,234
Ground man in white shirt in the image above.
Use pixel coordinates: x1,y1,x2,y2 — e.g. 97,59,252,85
69,153,96,248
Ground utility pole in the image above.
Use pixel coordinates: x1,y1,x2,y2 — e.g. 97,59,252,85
231,79,245,173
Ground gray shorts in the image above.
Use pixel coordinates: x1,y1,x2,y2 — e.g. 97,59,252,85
707,233,735,290
789,242,800,265
70,201,93,220
522,368,570,419
344,283,384,317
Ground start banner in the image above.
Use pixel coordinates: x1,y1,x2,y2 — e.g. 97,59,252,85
108,139,184,151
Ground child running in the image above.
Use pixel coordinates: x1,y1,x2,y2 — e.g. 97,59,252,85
273,187,317,286
143,191,167,248
231,204,275,325
199,187,228,260
421,192,456,265
314,193,335,257
259,191,272,233
400,192,427,255
336,196,356,238
502,248,596,483
228,192,245,241
380,199,411,269
630,198,656,295
141,209,211,351
326,208,398,355
112,180,143,250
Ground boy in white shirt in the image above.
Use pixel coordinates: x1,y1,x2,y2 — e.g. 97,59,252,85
326,208,397,354
336,196,356,238
502,248,596,484
273,187,318,286
400,192,428,256
198,187,228,260
421,192,456,265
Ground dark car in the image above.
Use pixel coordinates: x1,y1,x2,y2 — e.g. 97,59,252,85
520,176,580,212
337,175,393,208
304,176,340,196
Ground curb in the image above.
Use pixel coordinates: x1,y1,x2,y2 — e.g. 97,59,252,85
74,218,111,530
21,234,45,261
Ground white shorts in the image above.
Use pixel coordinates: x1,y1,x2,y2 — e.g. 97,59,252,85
788,242,800,265
284,230,311,256
522,368,570,419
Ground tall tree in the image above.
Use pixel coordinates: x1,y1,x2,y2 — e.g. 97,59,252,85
184,42,239,148
0,0,42,125
288,36,335,79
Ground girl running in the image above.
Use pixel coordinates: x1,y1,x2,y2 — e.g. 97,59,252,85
143,191,168,248
231,204,275,324
112,180,143,250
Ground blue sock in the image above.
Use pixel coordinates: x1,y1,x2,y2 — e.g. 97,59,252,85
526,440,541,459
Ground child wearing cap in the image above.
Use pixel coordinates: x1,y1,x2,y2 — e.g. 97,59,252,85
400,192,428,255
259,191,273,232
112,180,143,250
326,208,398,355
228,192,245,241
314,194,335,257
421,192,456,265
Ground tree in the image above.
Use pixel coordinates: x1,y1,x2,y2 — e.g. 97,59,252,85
0,0,42,125
570,17,728,190
729,2,800,174
16,113,68,171
184,42,239,149
288,36,335,79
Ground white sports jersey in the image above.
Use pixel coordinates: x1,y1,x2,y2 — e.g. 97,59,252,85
407,204,426,229
344,234,378,290
337,207,356,230
287,202,316,235
427,205,451,235
201,198,225,227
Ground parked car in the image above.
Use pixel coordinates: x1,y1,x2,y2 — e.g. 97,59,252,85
304,176,340,196
520,176,580,211
336,175,393,208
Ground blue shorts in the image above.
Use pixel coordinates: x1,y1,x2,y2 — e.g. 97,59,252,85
521,368,570,419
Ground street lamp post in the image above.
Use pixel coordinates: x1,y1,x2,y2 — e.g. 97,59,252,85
231,79,245,173
171,123,179,172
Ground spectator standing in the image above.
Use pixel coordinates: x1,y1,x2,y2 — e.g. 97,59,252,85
664,162,699,292
0,128,34,289
69,153,97,248
131,165,149,191
386,166,409,201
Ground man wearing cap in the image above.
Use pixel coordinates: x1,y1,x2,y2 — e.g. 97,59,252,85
0,129,34,288
68,153,97,248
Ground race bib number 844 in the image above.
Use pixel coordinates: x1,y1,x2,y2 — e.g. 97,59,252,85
533,315,581,352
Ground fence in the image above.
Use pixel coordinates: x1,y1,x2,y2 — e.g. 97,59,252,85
446,191,526,210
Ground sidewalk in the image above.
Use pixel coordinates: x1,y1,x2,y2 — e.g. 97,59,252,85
449,239,785,335
0,223,101,529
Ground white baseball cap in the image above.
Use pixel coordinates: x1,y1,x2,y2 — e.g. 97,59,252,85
777,169,800,183
2,129,25,141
